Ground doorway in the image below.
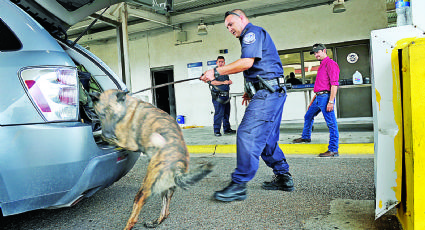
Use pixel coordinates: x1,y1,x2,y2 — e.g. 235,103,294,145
151,67,176,118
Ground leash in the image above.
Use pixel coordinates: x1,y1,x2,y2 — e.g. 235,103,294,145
130,76,230,104
131,76,201,95
212,144,217,157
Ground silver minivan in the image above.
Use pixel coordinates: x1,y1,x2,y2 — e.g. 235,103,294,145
0,0,139,216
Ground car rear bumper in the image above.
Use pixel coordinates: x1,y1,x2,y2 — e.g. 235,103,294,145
0,122,139,216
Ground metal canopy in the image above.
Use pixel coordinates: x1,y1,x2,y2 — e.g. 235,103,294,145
67,0,338,39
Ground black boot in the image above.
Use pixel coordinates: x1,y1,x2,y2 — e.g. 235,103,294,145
214,181,247,202
262,173,294,191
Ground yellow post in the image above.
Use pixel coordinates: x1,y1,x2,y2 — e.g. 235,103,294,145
396,38,425,229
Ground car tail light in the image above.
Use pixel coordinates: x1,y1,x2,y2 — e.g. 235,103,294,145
20,67,78,121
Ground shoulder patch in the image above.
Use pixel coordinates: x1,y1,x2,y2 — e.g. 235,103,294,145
243,32,256,44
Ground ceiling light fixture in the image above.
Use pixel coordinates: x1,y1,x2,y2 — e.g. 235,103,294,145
333,0,346,13
197,19,208,35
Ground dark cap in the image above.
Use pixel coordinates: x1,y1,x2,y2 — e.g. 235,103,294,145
310,43,326,54
225,11,240,19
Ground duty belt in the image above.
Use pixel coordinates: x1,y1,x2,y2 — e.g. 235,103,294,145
252,78,283,91
217,91,229,97
315,90,330,95
207,82,231,104
245,75,286,98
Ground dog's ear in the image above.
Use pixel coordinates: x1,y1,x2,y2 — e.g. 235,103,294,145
89,92,101,103
116,91,128,102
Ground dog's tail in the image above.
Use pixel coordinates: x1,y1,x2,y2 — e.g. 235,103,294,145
175,162,215,189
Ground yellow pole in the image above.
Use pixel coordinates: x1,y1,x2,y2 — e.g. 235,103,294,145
396,38,425,229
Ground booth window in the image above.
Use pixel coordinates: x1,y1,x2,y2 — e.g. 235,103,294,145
279,48,333,85
303,49,333,84
280,52,303,83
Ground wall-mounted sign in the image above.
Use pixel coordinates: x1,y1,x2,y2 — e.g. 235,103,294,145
187,62,203,84
347,52,359,64
187,62,202,79
207,60,217,70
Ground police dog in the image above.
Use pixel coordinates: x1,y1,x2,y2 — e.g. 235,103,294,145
92,89,214,229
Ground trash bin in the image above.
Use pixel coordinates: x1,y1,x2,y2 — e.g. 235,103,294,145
176,115,185,125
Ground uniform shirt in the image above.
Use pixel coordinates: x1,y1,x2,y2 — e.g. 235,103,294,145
213,74,230,92
313,56,340,93
239,23,283,82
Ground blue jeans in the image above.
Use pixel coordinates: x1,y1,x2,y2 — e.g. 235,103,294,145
302,94,339,152
232,88,289,183
212,97,231,133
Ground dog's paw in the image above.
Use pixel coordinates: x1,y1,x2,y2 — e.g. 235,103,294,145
203,161,216,170
197,161,216,169
144,221,159,228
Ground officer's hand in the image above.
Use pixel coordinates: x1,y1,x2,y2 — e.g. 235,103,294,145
210,80,220,86
227,80,233,85
200,69,215,82
242,92,251,106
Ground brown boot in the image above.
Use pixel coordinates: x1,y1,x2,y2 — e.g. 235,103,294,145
319,150,339,157
293,137,311,143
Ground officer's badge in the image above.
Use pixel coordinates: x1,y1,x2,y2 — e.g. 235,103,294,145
243,32,256,44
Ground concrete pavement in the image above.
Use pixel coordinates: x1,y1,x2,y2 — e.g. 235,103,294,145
173,121,402,229
131,155,399,229
0,155,401,230
1,121,401,229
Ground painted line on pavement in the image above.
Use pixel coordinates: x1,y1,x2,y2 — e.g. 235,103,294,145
187,143,374,155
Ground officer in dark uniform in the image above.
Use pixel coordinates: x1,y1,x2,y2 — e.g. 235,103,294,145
200,9,294,202
286,72,302,85
210,56,236,137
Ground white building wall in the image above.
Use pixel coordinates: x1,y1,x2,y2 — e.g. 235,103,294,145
87,0,387,127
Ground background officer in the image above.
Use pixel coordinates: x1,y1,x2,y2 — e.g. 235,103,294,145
286,72,302,85
201,9,294,202
209,56,236,137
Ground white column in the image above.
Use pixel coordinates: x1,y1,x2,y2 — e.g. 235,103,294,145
412,0,425,29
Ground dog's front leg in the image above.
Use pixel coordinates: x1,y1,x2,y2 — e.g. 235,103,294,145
144,187,176,228
124,187,150,230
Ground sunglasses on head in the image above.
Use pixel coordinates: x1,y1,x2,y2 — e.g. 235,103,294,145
224,11,240,19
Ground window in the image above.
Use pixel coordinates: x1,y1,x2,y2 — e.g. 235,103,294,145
280,46,334,85
303,49,333,84
280,52,303,83
0,19,22,51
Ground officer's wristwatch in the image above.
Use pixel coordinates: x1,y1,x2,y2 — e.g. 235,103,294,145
328,101,334,104
213,67,220,78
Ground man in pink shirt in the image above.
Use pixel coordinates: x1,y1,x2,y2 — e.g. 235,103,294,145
293,43,340,157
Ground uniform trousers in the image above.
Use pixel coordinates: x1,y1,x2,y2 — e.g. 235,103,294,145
232,87,289,183
212,96,231,133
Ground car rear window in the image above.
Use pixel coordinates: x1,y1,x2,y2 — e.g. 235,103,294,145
0,19,22,51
